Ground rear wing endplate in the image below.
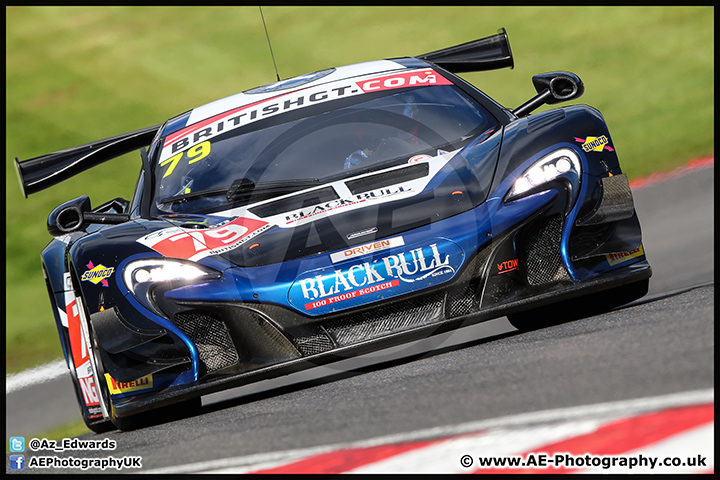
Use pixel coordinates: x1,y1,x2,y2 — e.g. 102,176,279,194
417,27,513,73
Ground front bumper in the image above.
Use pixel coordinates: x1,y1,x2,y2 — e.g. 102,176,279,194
110,261,650,419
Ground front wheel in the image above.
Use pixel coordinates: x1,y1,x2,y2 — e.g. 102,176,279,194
66,358,114,433
88,313,203,431
61,267,115,434
89,331,202,431
508,278,650,331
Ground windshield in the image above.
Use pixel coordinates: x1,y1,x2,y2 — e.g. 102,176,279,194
152,84,497,215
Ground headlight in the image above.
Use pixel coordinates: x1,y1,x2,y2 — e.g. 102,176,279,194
505,148,581,203
123,258,221,314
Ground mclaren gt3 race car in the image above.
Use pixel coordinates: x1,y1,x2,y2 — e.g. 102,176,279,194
15,28,651,431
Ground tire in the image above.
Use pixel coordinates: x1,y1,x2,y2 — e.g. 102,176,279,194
508,278,649,332
85,301,203,431
88,321,203,431
66,359,115,434
86,416,115,434
62,267,115,434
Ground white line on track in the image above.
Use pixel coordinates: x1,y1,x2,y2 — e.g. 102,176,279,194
5,359,68,395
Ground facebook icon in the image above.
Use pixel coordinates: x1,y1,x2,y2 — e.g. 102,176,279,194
9,454,25,470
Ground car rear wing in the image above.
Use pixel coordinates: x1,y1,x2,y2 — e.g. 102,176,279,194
14,124,160,197
417,27,513,73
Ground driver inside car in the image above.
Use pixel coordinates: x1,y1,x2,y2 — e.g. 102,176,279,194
343,94,421,170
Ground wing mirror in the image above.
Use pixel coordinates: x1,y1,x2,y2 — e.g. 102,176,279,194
513,71,584,117
47,195,130,237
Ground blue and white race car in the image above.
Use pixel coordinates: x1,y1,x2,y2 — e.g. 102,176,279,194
16,28,651,431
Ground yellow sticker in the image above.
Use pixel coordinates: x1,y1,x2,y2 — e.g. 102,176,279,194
81,263,114,286
605,244,644,266
105,373,153,395
575,135,614,153
160,140,212,178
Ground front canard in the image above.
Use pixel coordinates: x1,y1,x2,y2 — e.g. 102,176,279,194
288,238,464,315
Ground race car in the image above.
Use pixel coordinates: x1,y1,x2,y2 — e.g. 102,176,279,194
15,28,651,432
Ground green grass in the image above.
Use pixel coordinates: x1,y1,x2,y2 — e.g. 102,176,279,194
5,6,714,374
37,419,93,439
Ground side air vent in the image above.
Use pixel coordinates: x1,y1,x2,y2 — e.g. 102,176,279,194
173,311,239,374
294,332,336,356
345,163,429,195
520,214,570,285
444,248,491,318
248,186,338,218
